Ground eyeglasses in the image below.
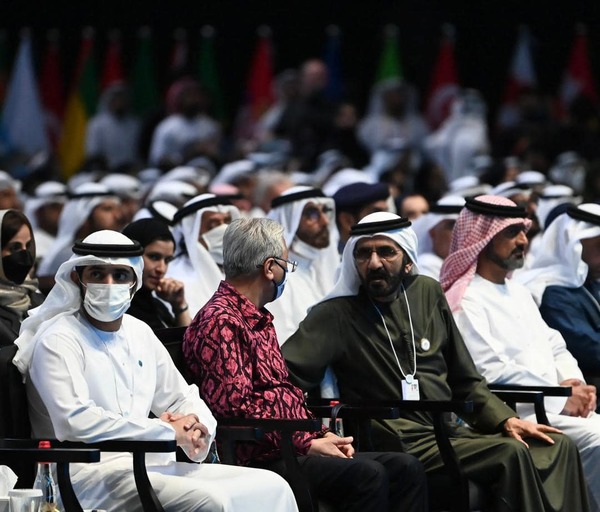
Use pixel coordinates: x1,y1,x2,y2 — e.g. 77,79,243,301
257,256,298,273
302,205,333,222
353,246,402,263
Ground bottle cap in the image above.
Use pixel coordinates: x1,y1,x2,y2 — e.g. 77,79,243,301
38,440,51,449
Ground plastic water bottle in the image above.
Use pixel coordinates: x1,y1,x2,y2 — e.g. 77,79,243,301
33,440,61,512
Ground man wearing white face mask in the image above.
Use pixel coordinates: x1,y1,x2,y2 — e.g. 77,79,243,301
12,230,298,512
167,194,241,316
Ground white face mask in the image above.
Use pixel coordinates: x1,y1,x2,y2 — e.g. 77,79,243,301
83,283,134,322
201,223,229,265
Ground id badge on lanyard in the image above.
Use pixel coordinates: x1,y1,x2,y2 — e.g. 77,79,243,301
402,377,420,401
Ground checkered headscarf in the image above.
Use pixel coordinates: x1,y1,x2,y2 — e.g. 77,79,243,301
440,195,531,312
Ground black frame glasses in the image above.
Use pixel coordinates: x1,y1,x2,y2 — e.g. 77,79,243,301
353,246,402,263
257,256,298,273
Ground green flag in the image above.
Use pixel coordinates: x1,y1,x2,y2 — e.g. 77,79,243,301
375,25,403,82
132,28,159,116
198,26,226,123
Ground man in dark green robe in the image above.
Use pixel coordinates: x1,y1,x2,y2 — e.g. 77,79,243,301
282,211,590,512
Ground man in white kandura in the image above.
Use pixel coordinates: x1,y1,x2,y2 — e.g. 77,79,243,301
13,230,297,512
440,195,600,512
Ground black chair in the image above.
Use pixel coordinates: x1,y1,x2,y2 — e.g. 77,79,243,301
0,344,176,512
155,326,332,511
307,386,554,512
0,439,100,512
488,384,573,426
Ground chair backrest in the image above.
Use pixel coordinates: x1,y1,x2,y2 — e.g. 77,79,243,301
0,343,36,486
154,326,191,383
0,344,30,440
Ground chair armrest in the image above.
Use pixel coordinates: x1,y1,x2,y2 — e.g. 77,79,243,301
488,384,572,396
216,418,322,432
57,439,177,452
491,390,549,425
0,439,101,512
57,439,176,512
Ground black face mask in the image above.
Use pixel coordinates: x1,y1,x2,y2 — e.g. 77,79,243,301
2,250,34,284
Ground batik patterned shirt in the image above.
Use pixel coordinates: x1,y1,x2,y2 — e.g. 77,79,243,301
184,280,326,465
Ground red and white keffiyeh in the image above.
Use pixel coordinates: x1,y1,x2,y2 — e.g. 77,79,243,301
440,195,531,311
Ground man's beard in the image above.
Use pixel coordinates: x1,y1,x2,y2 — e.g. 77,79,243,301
485,245,526,271
363,266,408,300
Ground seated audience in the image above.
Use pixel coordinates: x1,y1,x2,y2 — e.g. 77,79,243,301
184,217,428,512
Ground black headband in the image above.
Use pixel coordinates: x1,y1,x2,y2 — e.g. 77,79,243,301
173,196,234,224
271,189,327,209
429,204,464,214
72,240,144,257
67,191,115,200
349,217,412,236
465,197,527,218
147,202,174,226
566,205,600,226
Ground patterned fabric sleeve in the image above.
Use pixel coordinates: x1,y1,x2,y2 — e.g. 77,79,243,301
184,290,321,464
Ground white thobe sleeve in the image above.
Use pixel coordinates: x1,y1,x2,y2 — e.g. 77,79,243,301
454,303,569,414
150,338,217,462
30,328,216,463
546,324,586,384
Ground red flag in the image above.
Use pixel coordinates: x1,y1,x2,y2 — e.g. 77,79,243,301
101,30,125,89
497,27,537,128
233,27,275,141
247,28,275,120
39,30,65,148
425,25,460,130
558,25,598,116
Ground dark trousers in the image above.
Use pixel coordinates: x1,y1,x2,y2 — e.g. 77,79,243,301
256,451,428,512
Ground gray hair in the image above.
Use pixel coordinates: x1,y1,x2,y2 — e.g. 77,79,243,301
223,217,285,278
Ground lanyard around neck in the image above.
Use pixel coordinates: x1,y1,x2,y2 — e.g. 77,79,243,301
370,284,417,383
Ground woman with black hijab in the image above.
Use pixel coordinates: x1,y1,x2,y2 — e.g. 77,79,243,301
0,209,44,345
122,218,192,330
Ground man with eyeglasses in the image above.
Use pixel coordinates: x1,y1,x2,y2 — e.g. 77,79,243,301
266,186,340,347
441,196,600,509
282,211,590,511
184,217,428,512
13,229,299,511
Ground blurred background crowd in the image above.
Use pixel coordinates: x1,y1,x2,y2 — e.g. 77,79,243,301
0,2,598,214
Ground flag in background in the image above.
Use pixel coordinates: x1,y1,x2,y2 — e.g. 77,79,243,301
132,27,160,117
425,24,460,130
375,24,403,83
101,29,125,90
198,25,227,124
365,24,404,115
58,28,98,178
233,26,275,141
558,24,598,116
324,25,343,102
497,26,537,128
170,27,189,77
39,29,65,148
1,29,49,160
